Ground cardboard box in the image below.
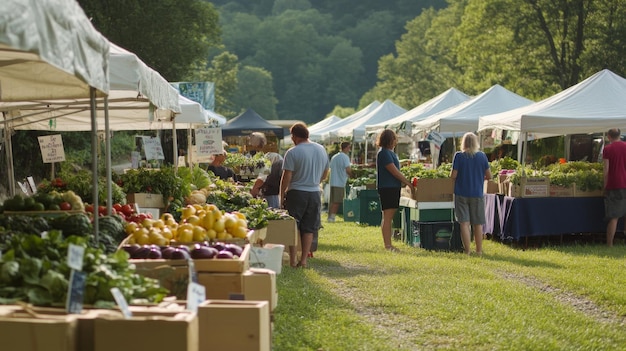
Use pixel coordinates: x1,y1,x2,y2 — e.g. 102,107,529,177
405,178,455,202
573,184,603,197
550,185,575,197
126,193,164,208
131,259,190,299
244,268,278,311
197,272,245,299
265,219,298,246
0,308,80,351
94,308,198,351
508,177,550,198
484,180,499,194
198,300,270,351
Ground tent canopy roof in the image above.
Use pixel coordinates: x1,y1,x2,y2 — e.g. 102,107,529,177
412,84,534,134
310,101,381,141
331,99,407,140
0,0,110,100
221,108,284,138
365,88,470,133
478,69,626,134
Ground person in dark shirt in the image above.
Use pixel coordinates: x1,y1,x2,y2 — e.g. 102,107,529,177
207,151,236,181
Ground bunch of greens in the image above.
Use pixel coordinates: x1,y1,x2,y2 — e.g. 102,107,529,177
0,232,167,307
544,161,603,190
400,162,452,180
40,169,126,205
114,165,191,203
347,166,376,187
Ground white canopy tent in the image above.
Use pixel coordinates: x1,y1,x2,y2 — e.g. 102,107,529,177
1,0,110,195
309,101,381,142
412,84,534,136
329,99,407,141
365,88,470,138
478,69,626,164
0,0,110,239
478,70,626,134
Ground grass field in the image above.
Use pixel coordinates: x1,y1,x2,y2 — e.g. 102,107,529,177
272,214,626,351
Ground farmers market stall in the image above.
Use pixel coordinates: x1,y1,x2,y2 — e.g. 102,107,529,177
484,194,619,242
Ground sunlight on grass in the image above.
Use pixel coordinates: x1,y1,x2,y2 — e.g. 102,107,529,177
273,217,626,350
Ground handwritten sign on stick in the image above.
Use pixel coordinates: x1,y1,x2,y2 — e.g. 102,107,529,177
141,136,165,160
38,134,66,163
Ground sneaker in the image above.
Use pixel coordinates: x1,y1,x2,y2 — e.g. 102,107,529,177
327,216,335,223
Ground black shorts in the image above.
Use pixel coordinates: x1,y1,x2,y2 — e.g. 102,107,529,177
378,188,401,210
285,189,322,234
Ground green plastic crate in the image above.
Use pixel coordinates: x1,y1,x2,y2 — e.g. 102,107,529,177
341,190,381,226
415,221,463,252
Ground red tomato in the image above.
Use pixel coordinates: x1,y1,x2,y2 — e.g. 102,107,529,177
60,202,72,211
113,203,123,212
121,204,134,216
85,203,94,213
98,206,107,215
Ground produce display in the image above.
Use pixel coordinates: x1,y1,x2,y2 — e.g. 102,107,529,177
121,241,244,260
1,190,85,212
0,231,167,307
123,203,250,246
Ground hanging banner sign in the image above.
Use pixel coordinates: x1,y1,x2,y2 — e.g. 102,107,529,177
141,136,165,160
172,82,215,111
38,134,66,163
195,126,223,156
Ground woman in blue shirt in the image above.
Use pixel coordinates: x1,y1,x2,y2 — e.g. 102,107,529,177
450,132,492,255
376,129,414,252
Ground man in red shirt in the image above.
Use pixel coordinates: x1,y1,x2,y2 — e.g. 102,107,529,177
602,128,626,246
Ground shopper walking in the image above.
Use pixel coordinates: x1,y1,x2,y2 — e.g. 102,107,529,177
280,123,329,268
376,129,414,252
450,132,491,255
603,128,626,247
328,142,353,222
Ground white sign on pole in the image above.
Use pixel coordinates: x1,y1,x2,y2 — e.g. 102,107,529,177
37,134,66,163
195,126,223,156
425,131,446,147
141,136,165,161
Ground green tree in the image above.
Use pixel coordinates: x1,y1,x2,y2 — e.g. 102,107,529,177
232,66,278,119
78,0,221,81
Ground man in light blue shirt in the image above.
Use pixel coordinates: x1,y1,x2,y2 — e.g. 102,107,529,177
280,123,329,268
328,142,353,222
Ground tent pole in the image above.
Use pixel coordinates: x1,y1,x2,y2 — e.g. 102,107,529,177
3,112,15,197
172,119,178,171
521,132,528,173
364,136,368,164
90,87,99,244
187,124,192,169
105,97,113,215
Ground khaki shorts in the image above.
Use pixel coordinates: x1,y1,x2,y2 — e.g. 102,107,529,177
329,186,346,204
454,195,486,225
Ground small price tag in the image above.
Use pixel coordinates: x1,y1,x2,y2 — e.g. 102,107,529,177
186,282,206,314
67,244,85,271
66,270,87,314
188,259,198,284
110,287,132,319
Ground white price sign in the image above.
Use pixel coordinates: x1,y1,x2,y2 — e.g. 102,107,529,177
37,134,66,163
195,126,223,156
111,287,132,319
67,244,85,271
186,282,206,313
